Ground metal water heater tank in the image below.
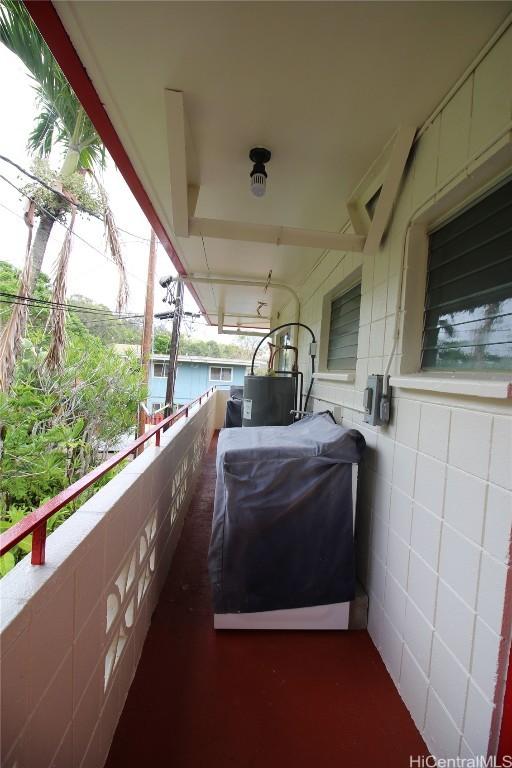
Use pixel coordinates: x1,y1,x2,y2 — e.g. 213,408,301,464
242,375,295,427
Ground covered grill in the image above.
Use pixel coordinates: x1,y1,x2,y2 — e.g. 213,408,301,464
208,413,366,627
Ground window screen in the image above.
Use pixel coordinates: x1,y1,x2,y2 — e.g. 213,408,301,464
327,283,361,371
422,178,512,372
153,362,169,377
209,366,232,381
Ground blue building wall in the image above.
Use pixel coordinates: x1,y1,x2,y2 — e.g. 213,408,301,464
148,359,247,410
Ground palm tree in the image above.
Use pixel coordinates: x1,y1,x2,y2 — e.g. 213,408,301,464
0,0,128,384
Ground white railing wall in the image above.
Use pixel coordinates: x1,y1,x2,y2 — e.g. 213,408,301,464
0,389,223,768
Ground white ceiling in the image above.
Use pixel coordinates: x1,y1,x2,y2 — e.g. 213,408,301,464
55,1,511,328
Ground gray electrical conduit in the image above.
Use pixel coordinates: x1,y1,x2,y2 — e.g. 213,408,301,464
382,119,512,396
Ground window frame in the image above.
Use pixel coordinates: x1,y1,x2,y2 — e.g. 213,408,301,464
318,268,362,376
209,365,233,383
397,169,512,391
420,179,512,374
153,361,169,378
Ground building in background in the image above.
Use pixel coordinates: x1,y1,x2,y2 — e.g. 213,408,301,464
148,354,249,411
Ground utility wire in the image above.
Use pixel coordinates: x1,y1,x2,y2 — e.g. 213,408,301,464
0,154,151,242
0,290,143,317
0,297,144,322
0,174,147,286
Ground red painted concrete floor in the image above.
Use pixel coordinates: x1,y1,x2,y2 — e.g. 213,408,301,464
106,432,428,768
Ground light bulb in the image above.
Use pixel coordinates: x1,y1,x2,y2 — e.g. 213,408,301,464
250,172,267,198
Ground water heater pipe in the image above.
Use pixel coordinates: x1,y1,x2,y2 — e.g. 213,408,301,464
249,322,317,412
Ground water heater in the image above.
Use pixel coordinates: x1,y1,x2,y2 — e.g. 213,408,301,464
242,375,296,427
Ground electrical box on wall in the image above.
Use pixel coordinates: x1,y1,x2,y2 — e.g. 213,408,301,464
363,374,391,426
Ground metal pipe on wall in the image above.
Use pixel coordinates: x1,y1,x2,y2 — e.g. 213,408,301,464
181,273,301,344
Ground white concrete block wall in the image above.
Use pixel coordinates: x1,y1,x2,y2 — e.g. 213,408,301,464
276,23,512,759
0,391,221,768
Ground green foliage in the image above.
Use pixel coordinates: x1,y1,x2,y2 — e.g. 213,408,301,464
0,551,15,576
0,260,52,334
153,329,171,354
0,263,145,571
0,259,50,300
152,329,257,359
177,334,253,360
68,294,143,345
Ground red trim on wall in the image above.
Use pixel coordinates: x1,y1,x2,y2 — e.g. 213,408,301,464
23,1,208,316
498,642,512,761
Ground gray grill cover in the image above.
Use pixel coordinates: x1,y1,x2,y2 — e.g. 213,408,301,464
224,396,243,428
208,413,366,614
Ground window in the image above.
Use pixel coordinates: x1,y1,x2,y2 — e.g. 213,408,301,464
151,403,162,413
209,366,233,382
422,178,512,372
327,283,361,371
153,362,169,378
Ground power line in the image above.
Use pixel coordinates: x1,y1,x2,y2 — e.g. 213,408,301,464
0,154,151,243
0,173,147,286
0,290,143,317
0,297,144,322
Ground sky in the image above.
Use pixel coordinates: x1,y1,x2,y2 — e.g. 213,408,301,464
0,43,223,340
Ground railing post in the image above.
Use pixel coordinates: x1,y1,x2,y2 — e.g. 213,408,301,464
185,407,189,417
31,522,47,565
155,427,161,447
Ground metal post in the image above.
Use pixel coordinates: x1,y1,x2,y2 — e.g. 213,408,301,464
31,522,47,565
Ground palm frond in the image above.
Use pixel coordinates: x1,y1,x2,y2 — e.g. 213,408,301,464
79,141,106,171
0,0,106,169
27,106,59,157
45,206,77,371
94,176,129,312
0,1,72,136
0,201,35,392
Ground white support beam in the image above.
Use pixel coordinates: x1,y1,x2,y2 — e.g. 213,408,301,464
165,89,189,237
188,217,365,253
217,308,224,335
187,184,199,219
363,125,416,254
210,311,271,320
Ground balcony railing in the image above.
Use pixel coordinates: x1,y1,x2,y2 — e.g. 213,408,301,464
0,387,228,767
0,387,216,565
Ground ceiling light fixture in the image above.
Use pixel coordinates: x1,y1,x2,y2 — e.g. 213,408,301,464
249,147,271,198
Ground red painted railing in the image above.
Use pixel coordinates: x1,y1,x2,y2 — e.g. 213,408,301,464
498,640,512,762
0,387,216,566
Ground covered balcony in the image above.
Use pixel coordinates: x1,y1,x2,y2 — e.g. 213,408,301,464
1,2,512,767
1,389,428,768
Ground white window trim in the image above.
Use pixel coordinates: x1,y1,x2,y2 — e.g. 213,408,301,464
313,371,355,383
389,373,511,400
396,166,512,400
208,365,233,383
